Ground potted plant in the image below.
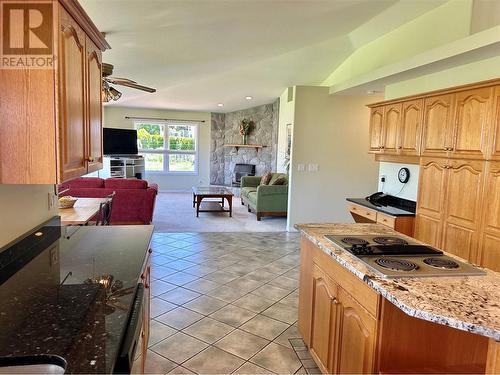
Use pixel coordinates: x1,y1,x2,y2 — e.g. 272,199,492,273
239,118,255,145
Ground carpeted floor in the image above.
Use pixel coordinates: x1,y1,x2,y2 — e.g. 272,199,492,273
152,192,287,232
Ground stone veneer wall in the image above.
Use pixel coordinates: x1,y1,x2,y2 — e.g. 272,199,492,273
210,100,279,185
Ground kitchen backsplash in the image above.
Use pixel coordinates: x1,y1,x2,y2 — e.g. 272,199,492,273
377,162,419,202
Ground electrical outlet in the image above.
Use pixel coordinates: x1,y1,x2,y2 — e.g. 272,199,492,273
308,164,319,172
380,175,386,183
297,163,305,172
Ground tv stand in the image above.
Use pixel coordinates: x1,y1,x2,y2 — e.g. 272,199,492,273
99,155,146,179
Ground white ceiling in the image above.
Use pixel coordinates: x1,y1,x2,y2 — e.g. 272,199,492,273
80,0,444,112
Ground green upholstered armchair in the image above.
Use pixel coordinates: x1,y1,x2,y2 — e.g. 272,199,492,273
240,173,288,221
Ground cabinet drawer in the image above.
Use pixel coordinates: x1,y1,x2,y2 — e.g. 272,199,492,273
348,203,377,222
377,213,396,228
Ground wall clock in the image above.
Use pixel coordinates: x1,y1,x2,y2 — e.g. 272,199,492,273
398,167,410,183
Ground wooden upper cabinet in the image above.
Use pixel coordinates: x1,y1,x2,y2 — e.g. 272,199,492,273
452,87,492,159
369,107,384,153
399,99,423,155
310,265,339,374
382,103,401,154
441,160,484,261
86,37,104,173
59,8,88,181
421,94,455,156
336,288,377,374
488,86,500,160
478,161,500,271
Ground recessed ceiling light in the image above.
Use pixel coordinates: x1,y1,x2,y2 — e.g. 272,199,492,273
217,103,224,107
367,90,382,95
245,96,253,100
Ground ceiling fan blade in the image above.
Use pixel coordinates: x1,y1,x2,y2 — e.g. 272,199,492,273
112,80,156,93
107,77,137,84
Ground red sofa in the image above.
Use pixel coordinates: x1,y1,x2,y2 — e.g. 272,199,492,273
59,177,158,224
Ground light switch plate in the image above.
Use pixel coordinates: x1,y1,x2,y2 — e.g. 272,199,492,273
297,163,305,172
308,164,319,172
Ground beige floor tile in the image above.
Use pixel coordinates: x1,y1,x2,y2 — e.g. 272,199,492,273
151,265,178,280
202,270,240,284
250,342,301,374
142,349,177,374
182,317,234,344
151,280,177,297
268,275,298,291
279,292,299,308
233,294,276,313
240,315,289,340
151,298,177,318
225,277,263,293
233,362,275,374
183,346,245,374
167,366,195,374
210,305,256,327
156,307,203,330
262,302,298,324
245,269,277,283
183,278,220,293
183,264,218,277
159,287,201,305
214,329,269,360
207,285,248,303
148,320,178,346
150,332,208,364
161,271,200,286
273,325,301,349
252,285,291,301
183,295,227,315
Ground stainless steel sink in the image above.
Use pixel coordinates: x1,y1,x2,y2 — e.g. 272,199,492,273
0,356,66,374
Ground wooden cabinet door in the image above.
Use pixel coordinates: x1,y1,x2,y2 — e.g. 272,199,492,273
488,86,500,160
478,162,500,271
85,37,103,174
382,103,402,154
414,214,442,248
310,264,339,374
336,288,377,374
452,87,492,159
399,99,423,155
369,107,384,153
422,94,455,156
58,7,88,181
441,160,484,261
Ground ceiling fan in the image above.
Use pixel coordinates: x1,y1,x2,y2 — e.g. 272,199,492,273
102,63,156,102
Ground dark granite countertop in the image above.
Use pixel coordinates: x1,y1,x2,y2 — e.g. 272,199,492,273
346,197,415,217
0,222,154,374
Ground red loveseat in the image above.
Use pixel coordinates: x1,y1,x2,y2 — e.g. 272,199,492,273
59,177,158,224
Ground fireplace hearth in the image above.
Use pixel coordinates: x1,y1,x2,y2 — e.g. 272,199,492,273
232,164,256,187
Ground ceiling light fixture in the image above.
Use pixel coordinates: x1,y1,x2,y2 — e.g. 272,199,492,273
245,96,253,100
102,81,122,102
217,103,224,107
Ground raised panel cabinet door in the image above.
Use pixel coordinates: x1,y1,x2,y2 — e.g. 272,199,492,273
310,264,339,374
441,160,484,261
140,249,152,373
369,107,384,153
399,99,423,155
452,87,493,159
382,103,402,154
86,37,103,173
479,161,500,271
58,7,88,181
336,288,377,374
416,158,448,219
422,94,455,156
414,214,442,248
488,86,500,160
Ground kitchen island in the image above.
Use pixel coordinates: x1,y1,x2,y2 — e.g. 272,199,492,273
297,223,500,374
0,220,154,373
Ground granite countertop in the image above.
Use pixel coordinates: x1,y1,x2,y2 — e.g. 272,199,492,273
296,223,500,341
0,222,154,373
346,197,415,216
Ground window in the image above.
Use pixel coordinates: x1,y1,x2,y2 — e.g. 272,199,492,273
135,121,198,174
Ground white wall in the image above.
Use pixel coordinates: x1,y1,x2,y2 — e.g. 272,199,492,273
0,185,58,248
287,87,380,230
104,106,211,191
277,87,295,173
377,162,419,201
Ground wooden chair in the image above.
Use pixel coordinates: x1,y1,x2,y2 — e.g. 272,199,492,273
97,192,116,226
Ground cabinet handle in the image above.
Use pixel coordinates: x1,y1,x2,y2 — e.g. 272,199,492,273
398,146,402,149
86,156,95,162
145,283,150,289
331,297,338,304
148,248,153,254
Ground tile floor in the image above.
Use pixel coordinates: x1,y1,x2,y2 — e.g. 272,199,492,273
135,231,319,374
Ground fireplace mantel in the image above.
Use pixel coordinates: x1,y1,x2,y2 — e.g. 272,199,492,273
224,144,266,151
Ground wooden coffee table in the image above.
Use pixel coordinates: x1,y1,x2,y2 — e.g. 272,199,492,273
192,186,234,217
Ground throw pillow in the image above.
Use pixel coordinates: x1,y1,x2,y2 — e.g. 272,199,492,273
271,176,287,185
260,171,273,185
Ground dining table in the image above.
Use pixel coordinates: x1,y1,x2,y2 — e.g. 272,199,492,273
59,197,108,225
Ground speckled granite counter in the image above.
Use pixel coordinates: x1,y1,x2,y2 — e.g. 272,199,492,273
0,223,154,373
296,223,500,341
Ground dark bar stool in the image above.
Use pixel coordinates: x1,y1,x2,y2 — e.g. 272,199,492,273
97,192,116,226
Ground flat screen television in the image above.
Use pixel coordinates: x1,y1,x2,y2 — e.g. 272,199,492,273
103,128,138,155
